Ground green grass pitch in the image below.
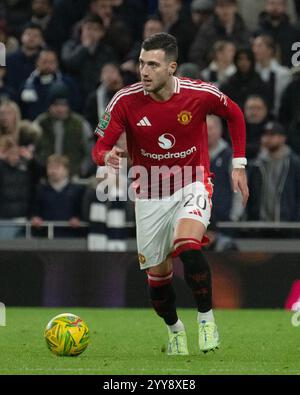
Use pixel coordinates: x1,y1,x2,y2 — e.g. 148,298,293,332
0,308,299,375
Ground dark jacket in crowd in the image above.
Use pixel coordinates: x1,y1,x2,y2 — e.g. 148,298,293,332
32,181,85,238
210,140,233,223
247,150,300,221
156,10,197,64
0,84,18,103
0,159,33,218
221,71,269,110
20,72,81,120
32,181,84,221
279,72,300,154
35,111,90,176
42,0,89,51
189,14,250,69
246,120,270,159
5,48,40,92
61,39,116,99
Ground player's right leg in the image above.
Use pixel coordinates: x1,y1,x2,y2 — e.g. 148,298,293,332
147,257,189,356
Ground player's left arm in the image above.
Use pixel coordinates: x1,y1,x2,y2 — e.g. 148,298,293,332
206,89,249,207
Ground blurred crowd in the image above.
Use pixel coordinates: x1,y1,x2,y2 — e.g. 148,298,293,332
0,0,300,246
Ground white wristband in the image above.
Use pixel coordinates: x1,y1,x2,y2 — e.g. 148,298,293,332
232,157,247,169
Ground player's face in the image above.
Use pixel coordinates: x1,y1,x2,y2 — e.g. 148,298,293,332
139,49,176,93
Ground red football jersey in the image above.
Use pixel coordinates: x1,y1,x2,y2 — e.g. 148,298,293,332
93,77,246,196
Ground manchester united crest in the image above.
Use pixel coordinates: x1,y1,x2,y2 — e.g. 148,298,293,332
177,111,192,125
138,254,146,265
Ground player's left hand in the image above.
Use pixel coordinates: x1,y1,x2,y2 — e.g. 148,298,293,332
231,168,249,207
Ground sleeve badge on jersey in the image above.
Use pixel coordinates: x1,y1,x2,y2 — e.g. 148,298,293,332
99,111,111,130
94,124,105,137
177,110,192,125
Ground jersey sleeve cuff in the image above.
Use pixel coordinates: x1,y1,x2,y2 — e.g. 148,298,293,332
232,157,247,168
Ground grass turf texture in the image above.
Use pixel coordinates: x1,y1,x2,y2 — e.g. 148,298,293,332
0,308,299,375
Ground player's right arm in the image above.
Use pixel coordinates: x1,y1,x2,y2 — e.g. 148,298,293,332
92,98,126,169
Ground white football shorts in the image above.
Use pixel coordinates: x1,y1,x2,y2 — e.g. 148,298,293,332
135,181,213,270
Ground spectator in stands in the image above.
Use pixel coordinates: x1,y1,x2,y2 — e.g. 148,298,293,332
247,121,300,221
110,0,148,40
34,84,93,177
279,66,300,155
88,0,133,62
61,14,117,100
0,100,21,142
20,49,81,120
220,48,269,110
30,0,53,31
156,0,197,63
82,169,135,251
189,0,250,69
0,137,37,239
0,100,41,149
244,95,271,159
207,115,234,222
0,18,19,55
121,16,164,81
0,67,18,103
176,62,202,79
201,40,236,87
41,0,89,51
204,220,239,251
5,23,45,93
255,0,300,67
31,154,85,238
1,0,32,36
190,0,215,30
85,62,124,130
256,0,299,67
252,34,291,115
206,115,240,250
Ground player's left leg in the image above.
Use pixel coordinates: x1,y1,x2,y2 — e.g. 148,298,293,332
147,257,189,355
173,219,220,352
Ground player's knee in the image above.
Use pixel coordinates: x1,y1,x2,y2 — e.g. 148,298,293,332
146,270,173,288
172,237,210,272
172,236,210,258
179,249,209,271
172,237,201,258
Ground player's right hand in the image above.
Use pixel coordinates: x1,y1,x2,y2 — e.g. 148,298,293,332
104,146,125,170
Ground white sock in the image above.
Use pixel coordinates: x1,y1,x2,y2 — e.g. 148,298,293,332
198,310,214,323
168,319,185,333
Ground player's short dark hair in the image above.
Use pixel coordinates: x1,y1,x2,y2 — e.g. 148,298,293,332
142,33,178,62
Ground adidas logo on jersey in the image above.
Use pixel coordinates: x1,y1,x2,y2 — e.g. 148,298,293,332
188,209,202,217
137,116,151,126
